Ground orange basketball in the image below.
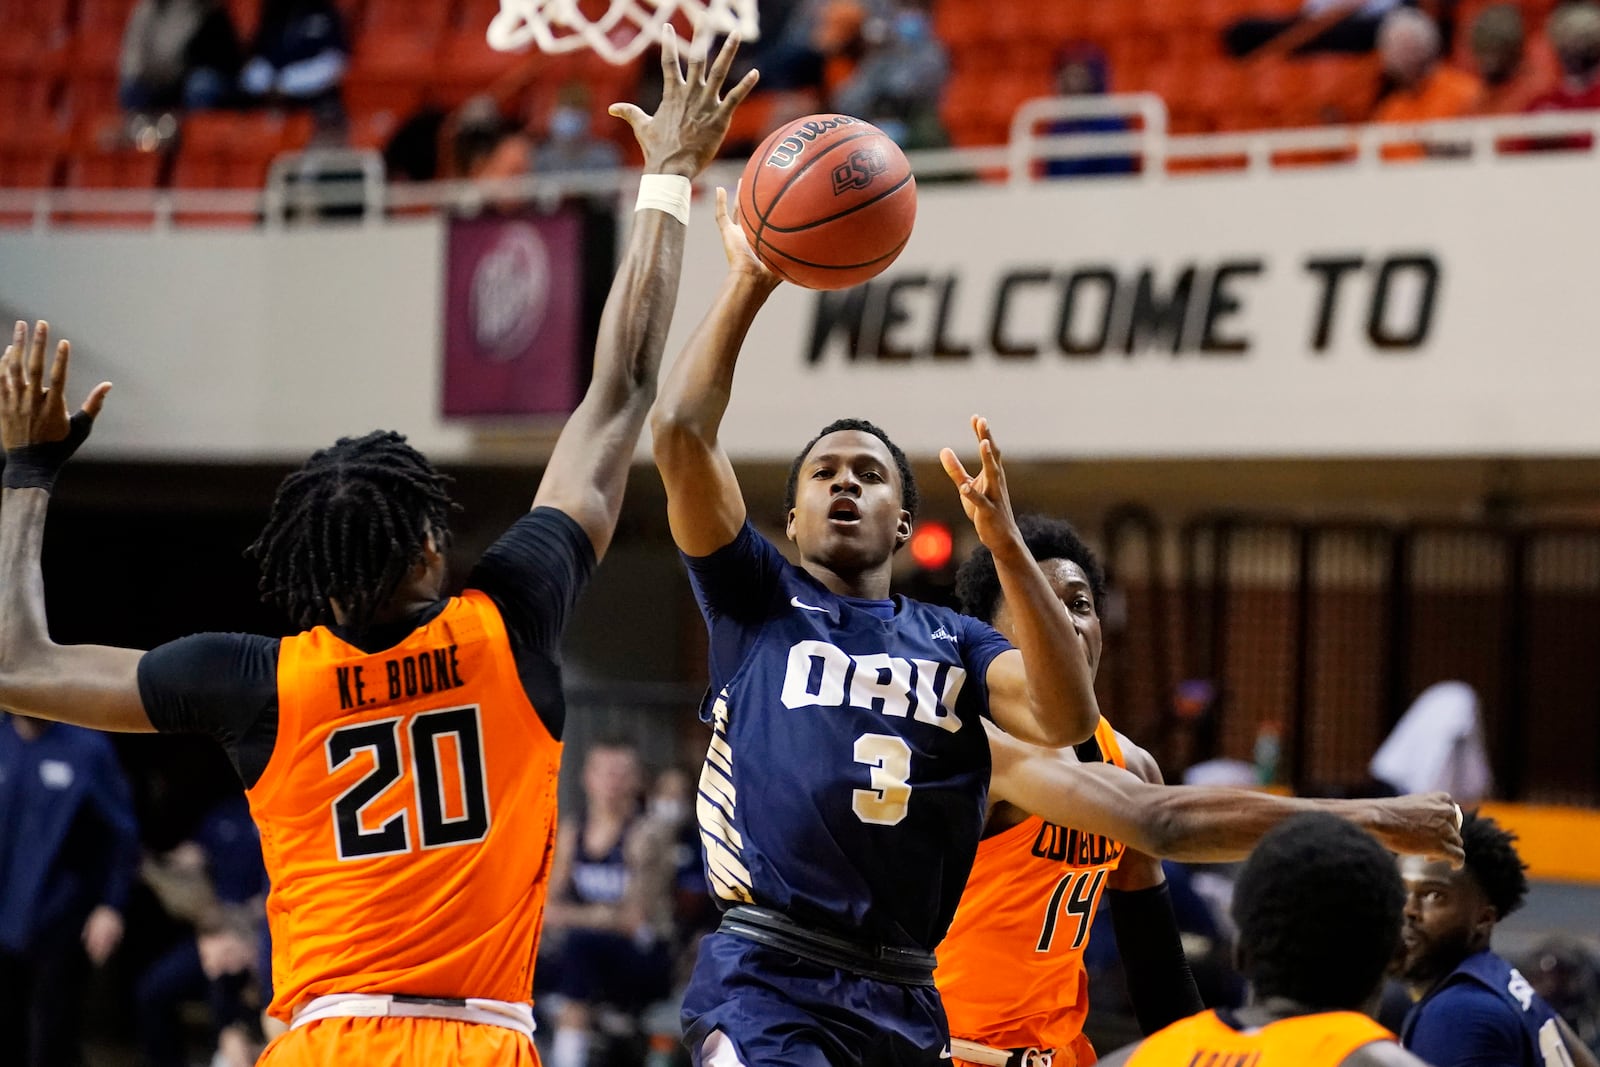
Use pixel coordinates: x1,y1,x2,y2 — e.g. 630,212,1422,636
738,115,917,291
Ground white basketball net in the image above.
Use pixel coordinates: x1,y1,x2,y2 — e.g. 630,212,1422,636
487,0,760,64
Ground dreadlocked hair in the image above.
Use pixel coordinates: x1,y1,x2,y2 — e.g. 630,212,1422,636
248,431,459,633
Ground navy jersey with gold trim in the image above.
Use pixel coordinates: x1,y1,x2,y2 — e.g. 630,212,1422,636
684,523,1011,952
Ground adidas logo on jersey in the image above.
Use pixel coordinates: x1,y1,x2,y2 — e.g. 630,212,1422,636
930,627,957,643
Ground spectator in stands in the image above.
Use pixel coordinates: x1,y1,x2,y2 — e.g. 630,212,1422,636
1225,0,1407,58
1526,939,1600,1060
832,0,949,149
530,85,623,176
1044,43,1138,179
1527,1,1600,112
1469,4,1544,115
134,793,268,1067
238,0,349,125
1371,7,1479,157
119,0,241,113
540,739,675,1067
0,713,139,1067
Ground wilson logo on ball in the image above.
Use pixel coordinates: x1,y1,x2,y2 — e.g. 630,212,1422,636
831,149,889,195
766,116,860,168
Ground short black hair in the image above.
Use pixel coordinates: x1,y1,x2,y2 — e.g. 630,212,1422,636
1232,812,1405,1010
248,430,458,633
783,418,918,519
1460,811,1529,920
955,514,1108,623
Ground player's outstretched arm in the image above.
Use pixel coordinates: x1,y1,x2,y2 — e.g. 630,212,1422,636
0,321,153,732
531,27,757,562
944,416,1098,747
649,186,780,557
988,723,1466,865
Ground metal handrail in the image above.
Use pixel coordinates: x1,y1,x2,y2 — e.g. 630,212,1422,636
3,102,1599,231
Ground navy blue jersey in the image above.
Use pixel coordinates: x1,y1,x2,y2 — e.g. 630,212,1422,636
567,815,637,906
1403,949,1577,1067
684,523,1012,952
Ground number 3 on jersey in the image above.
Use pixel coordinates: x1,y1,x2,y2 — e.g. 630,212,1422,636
327,705,491,860
853,733,912,826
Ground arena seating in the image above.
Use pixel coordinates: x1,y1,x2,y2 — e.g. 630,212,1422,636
0,0,1580,192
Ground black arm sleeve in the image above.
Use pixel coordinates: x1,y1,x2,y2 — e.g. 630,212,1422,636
1110,882,1206,1034
137,633,282,788
466,507,597,741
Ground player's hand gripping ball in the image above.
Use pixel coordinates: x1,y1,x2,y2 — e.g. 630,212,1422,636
737,114,917,290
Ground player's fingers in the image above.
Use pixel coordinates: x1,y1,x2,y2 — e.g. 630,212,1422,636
47,338,70,398
660,25,684,84
82,381,112,418
25,320,48,390
684,20,709,82
715,185,731,226
607,102,646,130
707,30,740,90
0,341,18,399
720,67,760,112
939,447,973,491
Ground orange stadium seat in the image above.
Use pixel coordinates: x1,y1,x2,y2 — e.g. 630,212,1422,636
75,0,141,36
172,111,311,225
362,0,451,36
226,0,263,40
432,30,532,109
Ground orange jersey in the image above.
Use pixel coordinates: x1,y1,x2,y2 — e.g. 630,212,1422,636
936,718,1128,1062
247,590,561,1021
1126,1009,1394,1067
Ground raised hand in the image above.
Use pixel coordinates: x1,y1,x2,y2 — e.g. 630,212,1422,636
940,415,1022,552
1367,792,1466,868
715,186,779,289
0,320,112,453
608,24,759,179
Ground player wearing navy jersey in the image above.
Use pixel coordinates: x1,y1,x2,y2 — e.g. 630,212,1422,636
1398,813,1598,1067
649,193,1100,1066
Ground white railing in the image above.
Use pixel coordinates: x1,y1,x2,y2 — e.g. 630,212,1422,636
3,97,1599,231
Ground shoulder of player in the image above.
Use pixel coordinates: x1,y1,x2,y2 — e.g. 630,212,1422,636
1341,1038,1433,1067
1411,978,1521,1038
1117,732,1164,784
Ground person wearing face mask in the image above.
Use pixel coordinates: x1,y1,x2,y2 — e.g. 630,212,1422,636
832,0,950,149
1528,2,1600,112
532,86,624,176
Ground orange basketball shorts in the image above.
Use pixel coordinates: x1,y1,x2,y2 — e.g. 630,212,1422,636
259,1016,541,1067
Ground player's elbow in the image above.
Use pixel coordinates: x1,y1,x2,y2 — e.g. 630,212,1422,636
1029,703,1099,748
650,405,713,462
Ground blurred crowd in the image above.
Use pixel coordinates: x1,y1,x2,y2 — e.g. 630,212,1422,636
88,0,1600,198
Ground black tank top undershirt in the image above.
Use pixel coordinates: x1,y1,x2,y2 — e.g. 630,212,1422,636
135,508,595,789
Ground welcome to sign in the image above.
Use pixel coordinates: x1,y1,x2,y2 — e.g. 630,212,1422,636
659,155,1597,460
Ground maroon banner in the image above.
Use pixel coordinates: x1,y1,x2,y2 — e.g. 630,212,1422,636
442,211,583,417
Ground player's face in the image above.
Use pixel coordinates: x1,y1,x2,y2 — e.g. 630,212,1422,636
991,559,1104,679
583,746,642,811
786,430,911,573
1397,855,1495,984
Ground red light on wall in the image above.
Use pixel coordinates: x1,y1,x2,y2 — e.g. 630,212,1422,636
910,521,954,570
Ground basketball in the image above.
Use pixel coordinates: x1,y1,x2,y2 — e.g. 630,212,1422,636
738,115,917,291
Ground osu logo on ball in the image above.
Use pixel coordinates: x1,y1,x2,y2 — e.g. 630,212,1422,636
832,148,889,195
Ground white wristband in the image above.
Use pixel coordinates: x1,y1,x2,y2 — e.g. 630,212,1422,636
635,173,692,225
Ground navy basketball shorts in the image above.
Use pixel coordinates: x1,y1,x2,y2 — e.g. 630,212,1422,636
682,931,951,1067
